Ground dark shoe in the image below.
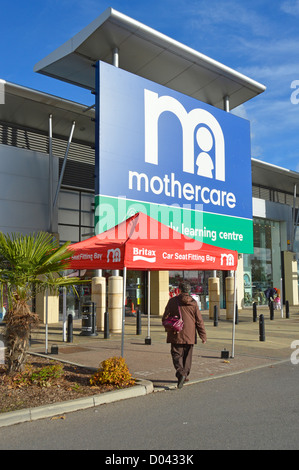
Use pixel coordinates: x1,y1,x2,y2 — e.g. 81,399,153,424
177,375,186,389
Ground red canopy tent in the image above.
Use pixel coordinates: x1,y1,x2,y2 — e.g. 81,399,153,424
68,212,238,356
68,212,238,271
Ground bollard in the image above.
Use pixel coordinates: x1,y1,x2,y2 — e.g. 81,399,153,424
136,308,142,335
67,314,73,343
213,304,218,327
235,304,238,325
51,344,59,354
221,348,229,359
253,302,257,322
104,311,110,339
286,300,290,319
259,314,265,342
270,301,274,320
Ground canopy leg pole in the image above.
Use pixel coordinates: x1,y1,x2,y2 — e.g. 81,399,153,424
121,267,127,357
280,277,284,318
45,289,48,355
231,270,237,358
145,271,151,345
62,287,67,342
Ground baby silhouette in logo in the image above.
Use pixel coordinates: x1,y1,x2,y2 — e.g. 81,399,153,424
196,126,214,178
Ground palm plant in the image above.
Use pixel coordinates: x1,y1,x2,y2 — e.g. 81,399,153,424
0,232,79,374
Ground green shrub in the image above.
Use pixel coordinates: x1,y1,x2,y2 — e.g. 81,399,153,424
29,364,64,387
11,363,64,388
90,356,135,388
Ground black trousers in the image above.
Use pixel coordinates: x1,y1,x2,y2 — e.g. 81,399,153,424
171,344,194,379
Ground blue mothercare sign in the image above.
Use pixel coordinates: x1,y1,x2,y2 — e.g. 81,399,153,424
95,60,253,253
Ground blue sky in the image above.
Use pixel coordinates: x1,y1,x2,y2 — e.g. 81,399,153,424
1,0,299,172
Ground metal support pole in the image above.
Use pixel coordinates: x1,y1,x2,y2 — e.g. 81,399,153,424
49,115,53,232
53,121,76,209
145,271,151,344
280,277,284,318
112,47,119,67
121,267,127,357
62,287,67,342
231,270,237,358
45,289,48,354
224,95,230,112
110,49,120,280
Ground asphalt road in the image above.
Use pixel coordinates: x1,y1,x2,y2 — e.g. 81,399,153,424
0,361,298,451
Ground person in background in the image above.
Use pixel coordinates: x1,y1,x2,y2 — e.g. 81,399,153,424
264,287,277,307
274,288,281,310
162,280,207,389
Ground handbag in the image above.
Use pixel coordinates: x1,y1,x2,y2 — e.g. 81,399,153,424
163,299,184,333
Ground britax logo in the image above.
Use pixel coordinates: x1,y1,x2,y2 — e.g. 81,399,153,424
128,89,237,211
132,247,156,263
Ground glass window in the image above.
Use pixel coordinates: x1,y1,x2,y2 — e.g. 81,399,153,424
58,189,94,244
169,270,213,310
243,218,281,306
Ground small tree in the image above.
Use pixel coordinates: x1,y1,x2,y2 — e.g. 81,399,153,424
0,232,80,374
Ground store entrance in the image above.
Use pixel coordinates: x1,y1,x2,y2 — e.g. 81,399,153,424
126,270,146,316
169,270,228,310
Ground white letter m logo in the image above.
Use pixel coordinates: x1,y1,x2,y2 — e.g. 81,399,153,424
107,248,121,263
144,89,225,181
221,253,235,266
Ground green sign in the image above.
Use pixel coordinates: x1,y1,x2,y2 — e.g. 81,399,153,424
95,195,253,253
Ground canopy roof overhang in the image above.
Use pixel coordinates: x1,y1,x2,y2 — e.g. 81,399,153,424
68,212,238,271
34,8,265,111
0,80,95,146
252,158,299,197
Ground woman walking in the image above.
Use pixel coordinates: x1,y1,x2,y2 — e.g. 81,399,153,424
162,280,207,389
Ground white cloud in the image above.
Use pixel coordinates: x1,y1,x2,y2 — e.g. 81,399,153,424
187,0,271,37
281,0,299,15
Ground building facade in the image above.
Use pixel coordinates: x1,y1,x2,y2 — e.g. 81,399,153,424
1,9,298,323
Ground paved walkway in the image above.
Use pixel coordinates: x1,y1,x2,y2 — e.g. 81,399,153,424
0,305,298,427
28,305,299,390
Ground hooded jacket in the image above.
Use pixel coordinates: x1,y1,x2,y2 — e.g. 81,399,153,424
162,293,207,345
